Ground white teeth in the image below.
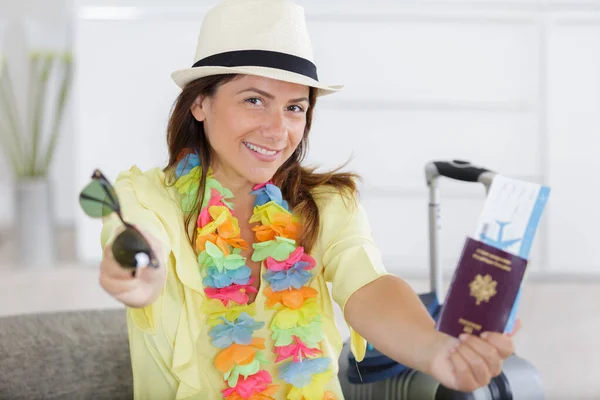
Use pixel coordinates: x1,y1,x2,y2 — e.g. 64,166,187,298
244,142,277,156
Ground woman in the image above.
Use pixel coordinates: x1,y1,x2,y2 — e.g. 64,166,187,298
98,0,519,399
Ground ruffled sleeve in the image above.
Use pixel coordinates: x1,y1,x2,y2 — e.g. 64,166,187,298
100,165,209,397
315,188,393,362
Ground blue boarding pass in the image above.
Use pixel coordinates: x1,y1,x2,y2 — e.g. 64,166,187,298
473,175,551,333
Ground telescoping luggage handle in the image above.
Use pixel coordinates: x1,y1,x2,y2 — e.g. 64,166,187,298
424,160,497,304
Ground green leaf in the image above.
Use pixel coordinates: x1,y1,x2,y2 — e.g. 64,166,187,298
236,359,260,379
223,254,246,270
42,53,72,172
222,199,234,210
251,237,296,262
226,359,261,387
29,53,54,175
182,195,197,213
222,187,234,199
253,351,270,366
197,251,214,269
272,328,294,346
206,178,234,204
205,241,223,259
213,257,225,272
205,178,222,194
275,236,296,245
0,58,25,176
271,317,324,348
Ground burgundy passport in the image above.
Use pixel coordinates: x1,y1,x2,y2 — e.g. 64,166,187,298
435,237,528,338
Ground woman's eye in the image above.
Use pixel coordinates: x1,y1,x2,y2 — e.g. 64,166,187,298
288,105,305,113
245,97,263,106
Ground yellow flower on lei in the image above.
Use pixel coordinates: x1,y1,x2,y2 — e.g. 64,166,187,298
271,298,321,330
202,299,258,326
286,371,334,400
249,201,297,226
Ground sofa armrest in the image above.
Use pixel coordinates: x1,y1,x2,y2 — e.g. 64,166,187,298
0,308,132,399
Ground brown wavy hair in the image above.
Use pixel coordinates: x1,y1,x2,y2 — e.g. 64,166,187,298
163,74,360,253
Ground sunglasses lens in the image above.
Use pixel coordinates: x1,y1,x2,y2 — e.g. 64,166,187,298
79,181,115,218
112,227,158,269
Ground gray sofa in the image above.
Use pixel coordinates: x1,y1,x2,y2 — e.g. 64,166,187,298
0,309,133,399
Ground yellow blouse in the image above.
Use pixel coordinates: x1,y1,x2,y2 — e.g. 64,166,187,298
100,165,391,400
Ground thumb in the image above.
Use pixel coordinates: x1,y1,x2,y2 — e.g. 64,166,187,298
507,318,522,337
132,226,168,280
134,259,166,284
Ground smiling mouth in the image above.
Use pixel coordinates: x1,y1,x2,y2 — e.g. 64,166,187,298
243,141,281,156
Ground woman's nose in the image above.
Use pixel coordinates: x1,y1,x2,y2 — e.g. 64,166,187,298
261,110,287,141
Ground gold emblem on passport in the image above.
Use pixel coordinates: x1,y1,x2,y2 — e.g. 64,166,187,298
469,274,497,305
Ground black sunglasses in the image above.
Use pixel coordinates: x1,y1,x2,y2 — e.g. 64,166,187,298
79,169,159,276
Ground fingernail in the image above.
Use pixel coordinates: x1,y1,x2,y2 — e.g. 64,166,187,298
459,333,468,342
481,332,489,339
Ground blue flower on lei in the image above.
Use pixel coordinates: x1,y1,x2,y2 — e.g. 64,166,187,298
251,183,289,210
202,265,252,288
279,357,331,387
175,152,200,178
209,312,265,348
263,261,312,291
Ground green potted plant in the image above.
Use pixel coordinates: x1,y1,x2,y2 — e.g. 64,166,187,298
0,18,72,265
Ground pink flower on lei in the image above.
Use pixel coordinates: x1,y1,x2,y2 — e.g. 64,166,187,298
264,247,316,272
273,335,322,363
204,281,258,306
252,182,271,191
222,370,274,398
197,188,231,228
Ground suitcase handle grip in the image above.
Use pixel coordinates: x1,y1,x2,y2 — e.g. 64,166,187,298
425,160,492,184
425,159,496,303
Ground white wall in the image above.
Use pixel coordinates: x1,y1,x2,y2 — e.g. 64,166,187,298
32,0,600,279
0,0,75,228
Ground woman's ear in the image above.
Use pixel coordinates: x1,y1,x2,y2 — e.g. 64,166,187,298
190,95,208,122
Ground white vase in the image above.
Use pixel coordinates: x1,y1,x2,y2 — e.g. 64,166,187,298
15,178,56,266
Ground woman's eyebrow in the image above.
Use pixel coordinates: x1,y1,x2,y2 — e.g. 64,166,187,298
237,87,308,103
237,87,275,99
289,96,309,104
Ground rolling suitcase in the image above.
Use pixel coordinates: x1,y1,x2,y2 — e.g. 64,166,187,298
338,160,546,400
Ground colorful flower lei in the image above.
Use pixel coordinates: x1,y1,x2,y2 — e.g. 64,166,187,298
174,149,335,400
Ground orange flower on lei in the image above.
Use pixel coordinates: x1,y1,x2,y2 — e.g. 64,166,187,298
264,286,318,310
197,205,248,255
252,212,300,242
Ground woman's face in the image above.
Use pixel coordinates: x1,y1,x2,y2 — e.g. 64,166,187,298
191,75,310,185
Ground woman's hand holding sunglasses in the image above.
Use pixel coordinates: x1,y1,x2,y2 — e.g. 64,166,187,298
99,226,167,308
79,169,167,308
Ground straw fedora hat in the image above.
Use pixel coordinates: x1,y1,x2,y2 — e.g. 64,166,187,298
170,0,344,96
